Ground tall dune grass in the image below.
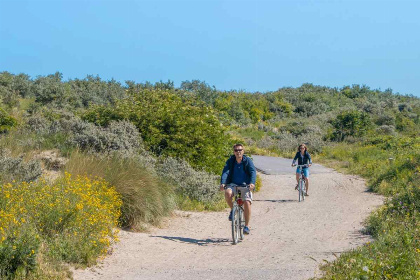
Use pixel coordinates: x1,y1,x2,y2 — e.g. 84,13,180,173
64,151,176,230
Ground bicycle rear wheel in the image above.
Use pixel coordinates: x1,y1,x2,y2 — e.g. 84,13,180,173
231,206,239,244
239,207,245,240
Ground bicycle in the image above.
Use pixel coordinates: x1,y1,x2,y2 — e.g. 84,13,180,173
224,183,250,245
294,164,309,202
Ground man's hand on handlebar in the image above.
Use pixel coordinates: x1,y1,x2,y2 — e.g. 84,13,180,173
220,183,255,191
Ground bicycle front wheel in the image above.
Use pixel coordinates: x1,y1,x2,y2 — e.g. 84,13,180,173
239,207,245,240
231,206,239,245
299,180,304,202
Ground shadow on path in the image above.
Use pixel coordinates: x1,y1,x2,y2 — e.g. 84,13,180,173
253,199,295,203
151,235,230,246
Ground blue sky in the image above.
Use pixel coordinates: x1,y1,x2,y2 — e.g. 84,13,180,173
1,0,419,97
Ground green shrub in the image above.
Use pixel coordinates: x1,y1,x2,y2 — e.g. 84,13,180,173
330,110,372,142
0,108,17,133
0,224,40,279
81,105,125,127
156,157,219,204
82,89,231,173
0,149,42,183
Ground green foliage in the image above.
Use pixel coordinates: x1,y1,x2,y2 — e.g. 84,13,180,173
266,91,294,117
330,110,371,141
32,72,66,105
214,92,275,125
0,108,17,133
81,105,125,127
0,72,32,98
0,224,40,279
83,89,230,173
180,80,218,105
395,113,416,132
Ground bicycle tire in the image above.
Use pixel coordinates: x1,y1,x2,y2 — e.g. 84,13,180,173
231,206,239,244
299,179,303,202
239,206,244,240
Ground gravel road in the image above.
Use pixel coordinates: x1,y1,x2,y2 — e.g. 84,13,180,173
73,156,383,280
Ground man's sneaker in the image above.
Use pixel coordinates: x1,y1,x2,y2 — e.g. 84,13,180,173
243,226,250,235
228,210,233,221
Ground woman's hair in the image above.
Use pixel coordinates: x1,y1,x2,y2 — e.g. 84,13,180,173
297,143,307,152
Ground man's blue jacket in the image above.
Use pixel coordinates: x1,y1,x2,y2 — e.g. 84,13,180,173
220,155,257,185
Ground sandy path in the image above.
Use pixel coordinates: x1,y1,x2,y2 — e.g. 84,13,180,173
72,168,383,280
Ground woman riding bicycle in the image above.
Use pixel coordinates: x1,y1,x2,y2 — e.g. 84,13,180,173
291,143,312,196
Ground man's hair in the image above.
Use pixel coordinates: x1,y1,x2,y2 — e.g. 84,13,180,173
233,143,244,150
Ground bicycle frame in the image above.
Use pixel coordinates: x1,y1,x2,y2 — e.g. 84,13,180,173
296,164,308,202
226,184,249,244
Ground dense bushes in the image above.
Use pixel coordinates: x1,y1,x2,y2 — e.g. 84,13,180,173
25,111,144,156
32,73,126,108
82,89,231,173
330,110,371,142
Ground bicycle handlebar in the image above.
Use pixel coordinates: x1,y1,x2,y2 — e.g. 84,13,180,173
292,164,310,168
223,183,251,190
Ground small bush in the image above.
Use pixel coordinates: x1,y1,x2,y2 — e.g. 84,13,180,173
0,224,40,279
70,120,142,155
26,112,144,156
26,114,50,134
375,125,396,136
0,149,42,183
273,131,298,152
0,108,17,133
156,157,220,204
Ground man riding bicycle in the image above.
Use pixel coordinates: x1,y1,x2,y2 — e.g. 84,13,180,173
291,143,312,196
220,144,256,235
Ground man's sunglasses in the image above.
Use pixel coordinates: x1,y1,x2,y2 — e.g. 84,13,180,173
234,149,243,152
